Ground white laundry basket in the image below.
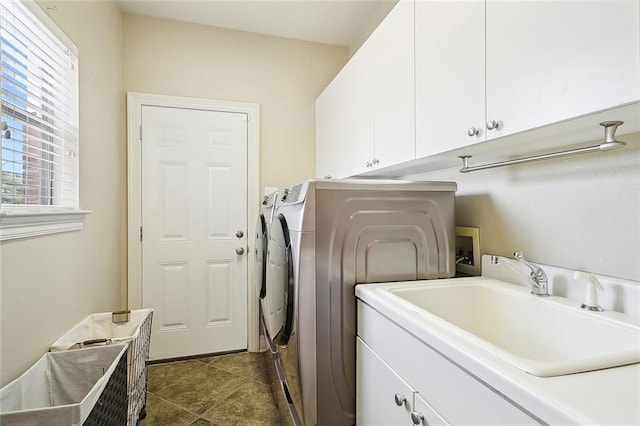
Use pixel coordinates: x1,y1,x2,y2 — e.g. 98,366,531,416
0,344,129,426
49,309,153,426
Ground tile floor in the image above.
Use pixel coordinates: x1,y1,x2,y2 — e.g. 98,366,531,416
140,351,282,425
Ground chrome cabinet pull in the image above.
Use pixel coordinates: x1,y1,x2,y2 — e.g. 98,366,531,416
235,230,244,238
467,127,480,137
411,411,424,425
394,393,406,407
235,247,245,255
486,119,500,130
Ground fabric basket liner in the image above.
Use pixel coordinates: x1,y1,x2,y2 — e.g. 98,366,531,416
0,344,128,426
48,309,153,426
49,309,153,350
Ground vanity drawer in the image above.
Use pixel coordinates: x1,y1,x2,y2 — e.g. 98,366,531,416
357,301,537,425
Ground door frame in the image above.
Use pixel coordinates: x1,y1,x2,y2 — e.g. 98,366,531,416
126,92,261,352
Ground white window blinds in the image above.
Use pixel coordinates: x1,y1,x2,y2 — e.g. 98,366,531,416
1,0,79,209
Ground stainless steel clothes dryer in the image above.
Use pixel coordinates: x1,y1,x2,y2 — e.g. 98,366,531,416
265,179,457,425
256,191,301,425
255,191,278,312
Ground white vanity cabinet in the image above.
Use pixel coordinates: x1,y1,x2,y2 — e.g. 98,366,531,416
356,338,447,426
413,0,640,160
315,0,414,179
357,301,538,425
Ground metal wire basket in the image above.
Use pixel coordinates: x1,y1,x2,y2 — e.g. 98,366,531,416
49,309,154,425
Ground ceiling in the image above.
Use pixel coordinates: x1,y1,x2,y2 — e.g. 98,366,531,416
117,0,396,48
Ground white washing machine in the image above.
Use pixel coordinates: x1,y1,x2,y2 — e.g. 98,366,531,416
265,179,457,425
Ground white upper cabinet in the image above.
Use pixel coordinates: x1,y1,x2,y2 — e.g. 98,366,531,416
417,0,640,156
415,0,486,158
316,0,415,179
370,0,415,170
316,44,374,179
318,0,639,177
485,0,640,139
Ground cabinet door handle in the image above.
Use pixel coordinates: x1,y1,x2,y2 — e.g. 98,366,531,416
486,119,500,130
394,393,407,406
372,158,380,165
366,161,372,168
411,411,425,425
467,127,480,137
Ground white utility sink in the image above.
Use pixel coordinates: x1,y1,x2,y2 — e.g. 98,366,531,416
375,278,640,377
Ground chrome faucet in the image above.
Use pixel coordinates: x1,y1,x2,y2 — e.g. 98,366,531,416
491,251,549,296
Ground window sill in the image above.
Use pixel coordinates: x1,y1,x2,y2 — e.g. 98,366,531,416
0,210,91,241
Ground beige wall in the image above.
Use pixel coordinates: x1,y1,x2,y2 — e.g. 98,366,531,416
0,7,347,386
122,13,347,193
402,132,640,282
0,1,124,385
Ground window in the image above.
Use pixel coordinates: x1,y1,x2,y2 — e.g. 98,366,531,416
0,0,87,240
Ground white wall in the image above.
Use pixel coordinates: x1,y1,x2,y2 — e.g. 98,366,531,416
0,0,124,386
122,13,347,193
347,0,399,58
402,132,640,282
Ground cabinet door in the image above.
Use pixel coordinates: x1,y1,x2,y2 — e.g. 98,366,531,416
359,301,538,425
415,0,485,158
316,44,374,178
356,338,413,426
370,0,416,169
486,0,640,139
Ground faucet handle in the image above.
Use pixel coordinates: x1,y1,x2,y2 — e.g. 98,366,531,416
513,250,549,296
513,251,533,276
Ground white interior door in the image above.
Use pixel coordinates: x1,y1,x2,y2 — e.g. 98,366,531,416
141,105,248,359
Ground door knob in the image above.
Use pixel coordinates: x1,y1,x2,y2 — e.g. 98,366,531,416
467,127,480,137
236,247,245,255
236,230,244,238
394,393,406,407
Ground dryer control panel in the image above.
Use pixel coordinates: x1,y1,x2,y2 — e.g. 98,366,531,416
280,182,307,205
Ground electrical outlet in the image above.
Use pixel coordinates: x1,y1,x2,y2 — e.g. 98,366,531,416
455,226,481,276
264,186,278,196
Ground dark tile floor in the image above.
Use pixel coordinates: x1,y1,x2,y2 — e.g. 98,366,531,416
140,351,281,425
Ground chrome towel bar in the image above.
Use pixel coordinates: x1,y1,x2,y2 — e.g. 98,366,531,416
458,121,625,173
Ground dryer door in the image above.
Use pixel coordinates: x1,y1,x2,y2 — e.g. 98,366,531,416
255,213,268,299
263,213,294,346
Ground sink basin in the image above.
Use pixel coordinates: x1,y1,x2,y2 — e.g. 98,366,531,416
382,278,640,377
